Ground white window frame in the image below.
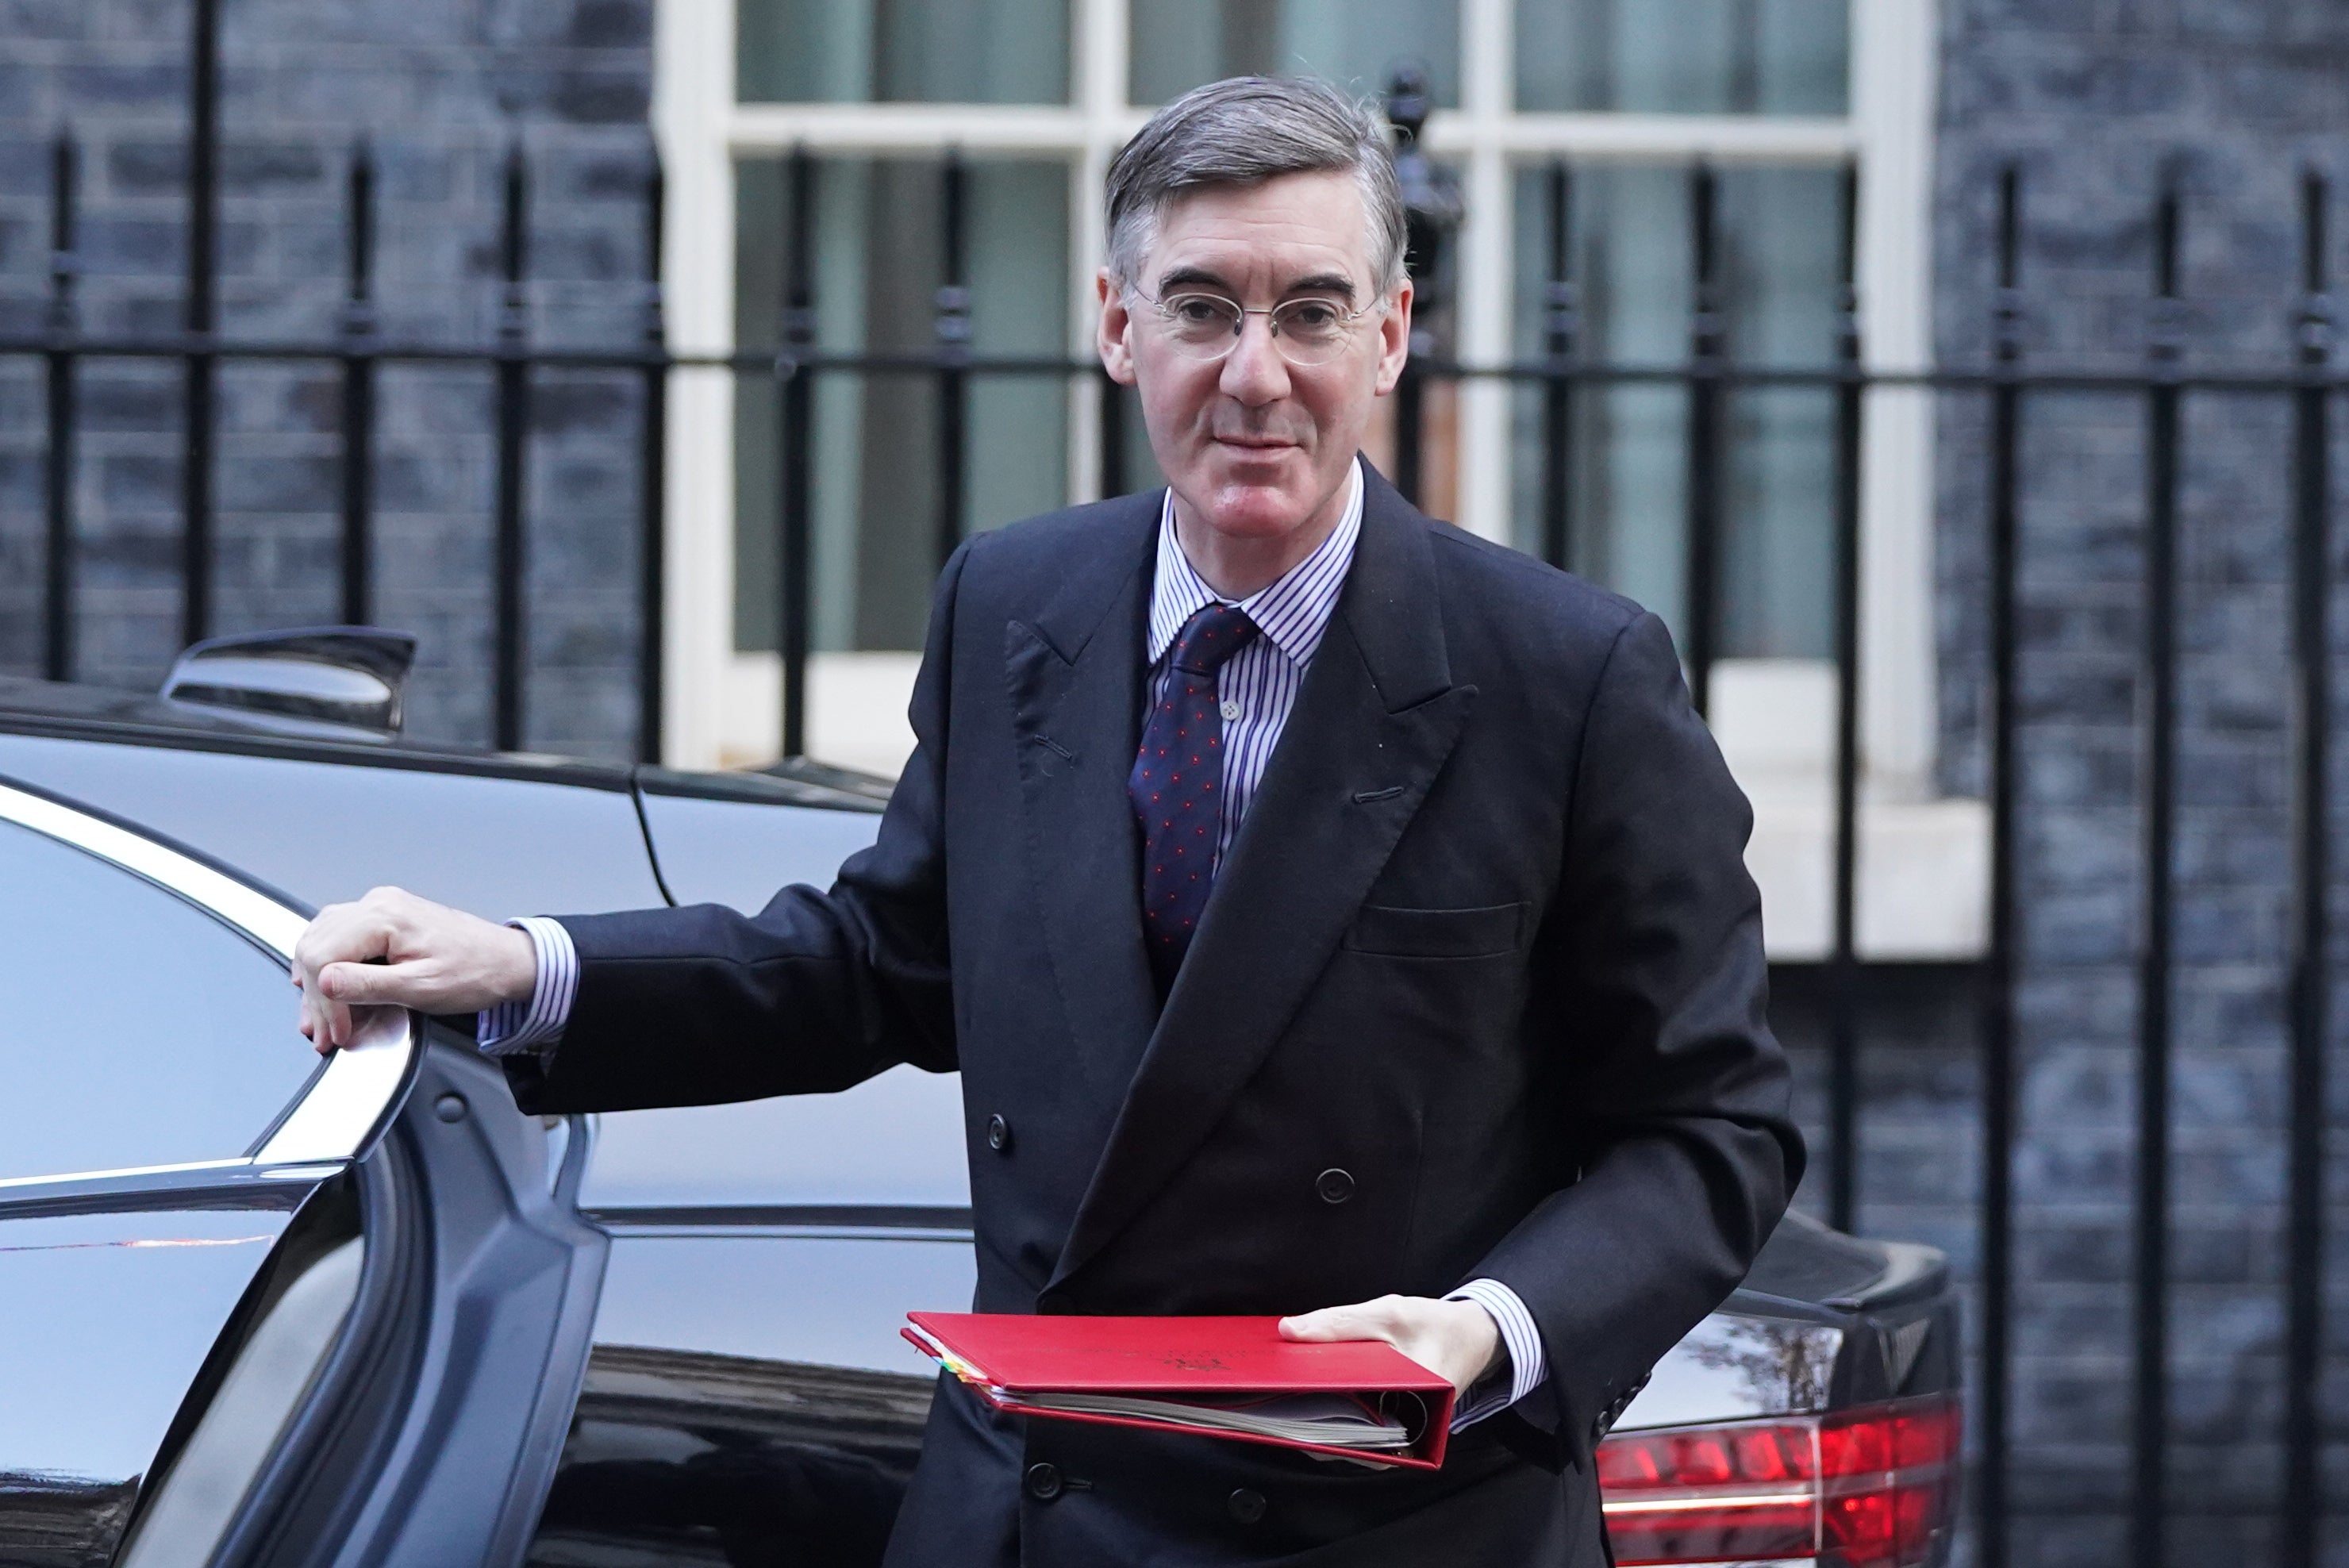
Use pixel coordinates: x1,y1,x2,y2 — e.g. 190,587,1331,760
651,0,1973,959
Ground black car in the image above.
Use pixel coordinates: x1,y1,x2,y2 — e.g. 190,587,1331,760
0,632,1962,1568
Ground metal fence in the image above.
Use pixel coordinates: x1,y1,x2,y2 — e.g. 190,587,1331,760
2,13,2345,1566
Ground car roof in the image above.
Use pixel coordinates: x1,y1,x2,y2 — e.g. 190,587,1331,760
0,677,887,917
0,674,888,808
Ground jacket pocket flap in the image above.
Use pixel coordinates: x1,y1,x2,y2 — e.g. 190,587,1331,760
1344,902,1526,959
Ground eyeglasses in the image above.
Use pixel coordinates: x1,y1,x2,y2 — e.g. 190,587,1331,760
1127,286,1384,367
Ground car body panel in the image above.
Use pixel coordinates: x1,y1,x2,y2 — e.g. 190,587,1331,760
592,790,978,1218
632,790,884,914
581,1066,971,1210
590,1230,978,1378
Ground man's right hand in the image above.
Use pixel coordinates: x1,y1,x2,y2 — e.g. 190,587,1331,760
293,886,538,1053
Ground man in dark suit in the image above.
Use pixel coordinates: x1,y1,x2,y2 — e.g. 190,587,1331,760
295,76,1801,1566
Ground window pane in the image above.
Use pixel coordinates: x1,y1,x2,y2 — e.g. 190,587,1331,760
739,0,1071,105
1515,0,1847,114
1508,163,1842,659
1131,0,1460,108
735,157,1071,655
0,820,317,1181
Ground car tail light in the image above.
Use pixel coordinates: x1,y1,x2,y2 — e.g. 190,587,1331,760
1598,1394,1962,1567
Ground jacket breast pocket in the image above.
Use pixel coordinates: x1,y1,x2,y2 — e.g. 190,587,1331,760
1342,901,1527,959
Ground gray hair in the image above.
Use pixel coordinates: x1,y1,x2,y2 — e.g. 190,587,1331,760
1104,76,1409,295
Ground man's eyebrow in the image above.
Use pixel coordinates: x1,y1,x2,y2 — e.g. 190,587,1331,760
1282,272,1359,302
1155,265,1235,294
1153,265,1360,302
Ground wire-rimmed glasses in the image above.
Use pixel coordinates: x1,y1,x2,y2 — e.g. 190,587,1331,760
1127,285,1385,367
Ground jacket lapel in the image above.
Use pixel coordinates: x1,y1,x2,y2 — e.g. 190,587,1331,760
1005,491,1163,1108
1050,470,1477,1289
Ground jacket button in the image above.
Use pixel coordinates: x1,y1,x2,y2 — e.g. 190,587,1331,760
1228,1488,1267,1524
1316,1167,1355,1205
1025,1462,1063,1501
987,1114,1012,1152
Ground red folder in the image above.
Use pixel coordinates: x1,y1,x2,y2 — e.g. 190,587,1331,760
902,1311,1455,1470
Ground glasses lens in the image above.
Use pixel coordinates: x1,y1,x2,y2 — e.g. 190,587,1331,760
1159,293,1243,356
1270,298,1353,366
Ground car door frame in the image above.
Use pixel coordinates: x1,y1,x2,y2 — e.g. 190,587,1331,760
0,774,608,1568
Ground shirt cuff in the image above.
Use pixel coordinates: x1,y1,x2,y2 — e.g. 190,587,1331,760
475,916,578,1057
1443,1278,1546,1432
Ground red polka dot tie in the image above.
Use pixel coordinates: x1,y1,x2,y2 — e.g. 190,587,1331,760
1130,603,1259,993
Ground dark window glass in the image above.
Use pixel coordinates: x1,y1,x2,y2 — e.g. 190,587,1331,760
0,821,318,1181
1507,163,1842,658
738,0,1071,104
734,156,1071,656
1130,0,1461,108
1516,0,1847,115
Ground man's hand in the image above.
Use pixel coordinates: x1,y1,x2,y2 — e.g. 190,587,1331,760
1278,1294,1502,1397
293,886,537,1053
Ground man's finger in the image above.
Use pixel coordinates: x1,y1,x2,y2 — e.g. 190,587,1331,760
318,959,406,1005
298,979,351,1051
295,894,407,970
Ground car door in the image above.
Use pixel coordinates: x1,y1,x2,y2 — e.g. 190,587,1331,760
0,776,417,1566
0,775,608,1568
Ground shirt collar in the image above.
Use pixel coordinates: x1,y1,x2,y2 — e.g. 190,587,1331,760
1148,457,1363,670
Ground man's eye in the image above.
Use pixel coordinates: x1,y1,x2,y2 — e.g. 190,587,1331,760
1284,302,1342,331
1168,296,1234,325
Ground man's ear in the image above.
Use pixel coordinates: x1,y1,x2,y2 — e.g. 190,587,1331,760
1371,276,1414,398
1096,269,1137,386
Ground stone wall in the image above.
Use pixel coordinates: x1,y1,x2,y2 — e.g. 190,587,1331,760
0,0,656,756
1932,2,2349,1562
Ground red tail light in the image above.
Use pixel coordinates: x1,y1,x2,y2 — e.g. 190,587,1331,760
1597,1395,1962,1567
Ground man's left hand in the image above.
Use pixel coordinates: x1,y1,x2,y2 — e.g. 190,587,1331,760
1278,1294,1501,1397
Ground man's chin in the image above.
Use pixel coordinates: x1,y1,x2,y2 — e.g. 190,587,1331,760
1193,449,1326,532
1201,483,1317,540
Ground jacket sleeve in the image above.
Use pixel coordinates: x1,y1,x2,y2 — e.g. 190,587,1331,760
498,543,971,1116
1470,609,1805,1471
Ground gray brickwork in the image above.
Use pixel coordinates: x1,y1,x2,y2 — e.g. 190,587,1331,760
0,0,655,756
1934,2,2349,1562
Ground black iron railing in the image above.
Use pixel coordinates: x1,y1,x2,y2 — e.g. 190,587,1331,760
17,117,672,758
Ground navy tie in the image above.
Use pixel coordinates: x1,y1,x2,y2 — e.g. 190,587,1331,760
1131,603,1259,992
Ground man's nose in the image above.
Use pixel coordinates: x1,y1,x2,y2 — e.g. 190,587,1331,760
1217,312,1291,403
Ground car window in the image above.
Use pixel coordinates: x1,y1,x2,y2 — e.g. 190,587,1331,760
528,1232,972,1566
0,818,319,1182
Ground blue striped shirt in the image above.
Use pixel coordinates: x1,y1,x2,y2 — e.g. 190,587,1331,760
480,457,1545,1428
1146,459,1361,870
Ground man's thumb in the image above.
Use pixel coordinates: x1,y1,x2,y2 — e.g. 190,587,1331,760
1279,1309,1351,1342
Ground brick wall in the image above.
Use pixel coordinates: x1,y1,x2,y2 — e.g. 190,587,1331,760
0,0,655,756
1932,2,2349,1563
